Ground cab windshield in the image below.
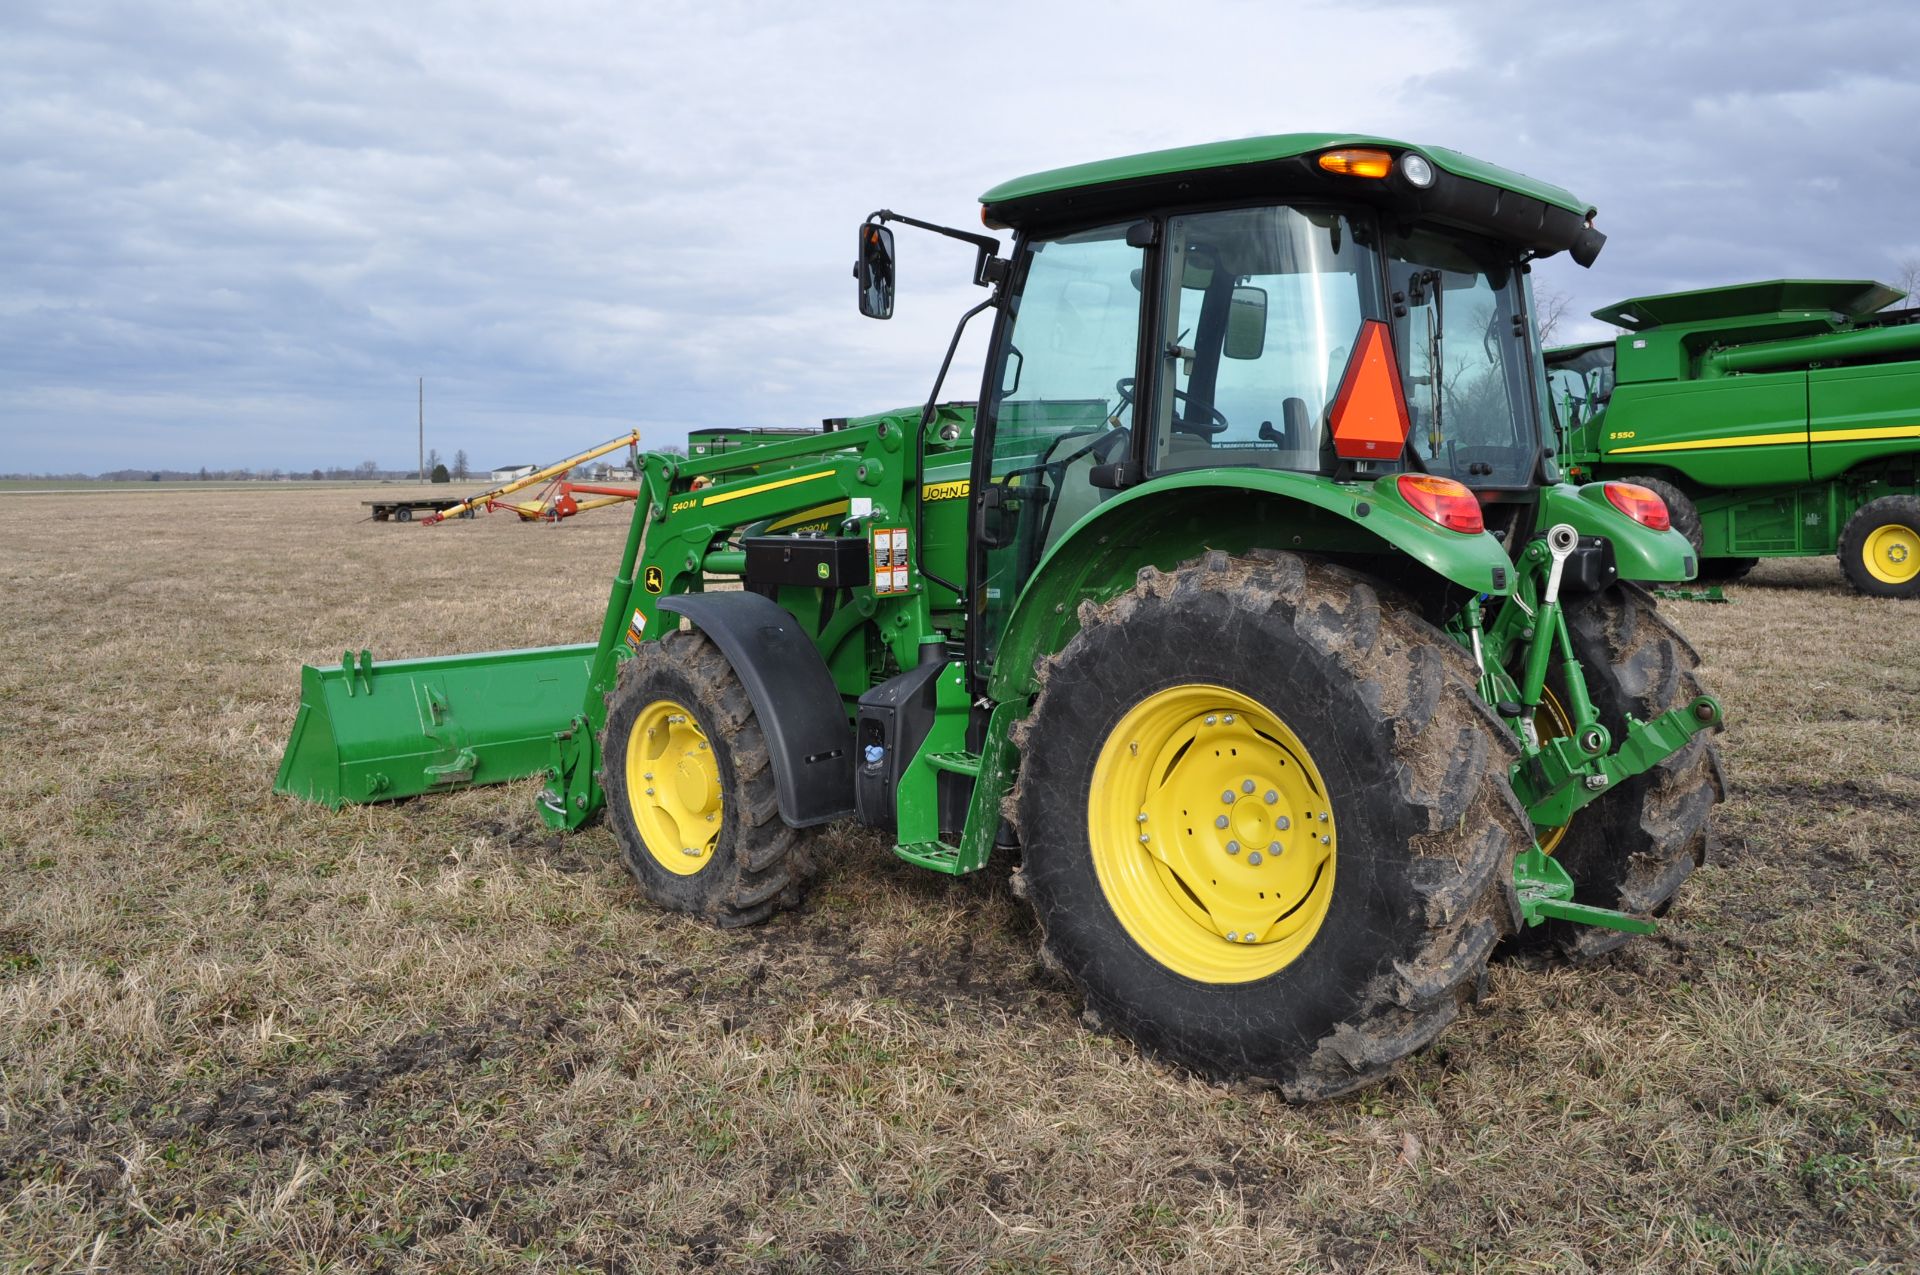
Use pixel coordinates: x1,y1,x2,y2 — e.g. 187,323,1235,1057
1144,207,1545,487
1386,227,1542,488
1546,343,1616,432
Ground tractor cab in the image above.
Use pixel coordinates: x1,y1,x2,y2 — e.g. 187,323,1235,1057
917,136,1609,662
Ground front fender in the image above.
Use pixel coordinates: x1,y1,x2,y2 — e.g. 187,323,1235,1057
1542,482,1696,582
987,471,1513,702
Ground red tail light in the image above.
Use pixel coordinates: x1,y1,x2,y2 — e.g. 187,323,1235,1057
1603,482,1671,530
1396,474,1484,534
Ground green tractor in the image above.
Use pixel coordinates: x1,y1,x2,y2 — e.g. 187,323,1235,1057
1548,279,1920,596
278,135,1724,1098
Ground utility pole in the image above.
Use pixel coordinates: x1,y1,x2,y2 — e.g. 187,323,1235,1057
418,377,425,483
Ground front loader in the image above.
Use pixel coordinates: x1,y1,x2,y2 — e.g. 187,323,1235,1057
278,134,1725,1098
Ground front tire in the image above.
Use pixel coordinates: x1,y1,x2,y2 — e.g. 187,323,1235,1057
1838,495,1920,598
1529,585,1725,959
1012,551,1527,1100
602,629,816,927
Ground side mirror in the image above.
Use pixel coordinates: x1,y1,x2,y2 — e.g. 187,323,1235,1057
1224,285,1267,359
855,223,895,319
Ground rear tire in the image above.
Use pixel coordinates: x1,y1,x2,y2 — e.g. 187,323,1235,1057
1838,495,1920,598
602,630,816,927
1012,550,1526,1099
1527,584,1724,960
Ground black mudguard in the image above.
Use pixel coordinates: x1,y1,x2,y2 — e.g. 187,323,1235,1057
658,592,855,827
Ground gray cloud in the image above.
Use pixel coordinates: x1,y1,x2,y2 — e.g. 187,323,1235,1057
2,0,1915,471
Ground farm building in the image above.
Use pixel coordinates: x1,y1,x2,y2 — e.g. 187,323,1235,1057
489,463,537,482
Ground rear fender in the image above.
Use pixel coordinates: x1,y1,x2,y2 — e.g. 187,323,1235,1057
987,471,1514,702
659,592,855,827
1543,482,1696,581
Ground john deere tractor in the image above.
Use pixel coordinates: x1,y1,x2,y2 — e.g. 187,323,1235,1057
278,135,1724,1099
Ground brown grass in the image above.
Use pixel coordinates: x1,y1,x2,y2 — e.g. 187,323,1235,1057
0,487,1914,1273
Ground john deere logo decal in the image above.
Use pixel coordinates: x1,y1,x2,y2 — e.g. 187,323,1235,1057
643,566,664,593
815,562,831,580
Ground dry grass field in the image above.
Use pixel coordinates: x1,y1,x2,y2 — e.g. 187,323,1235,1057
1,486,1914,1273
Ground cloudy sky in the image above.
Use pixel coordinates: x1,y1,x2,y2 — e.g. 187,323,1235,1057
3,0,1917,474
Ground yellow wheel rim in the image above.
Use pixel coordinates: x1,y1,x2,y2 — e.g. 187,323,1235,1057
1863,523,1919,585
1089,684,1336,984
624,699,723,875
1532,686,1575,856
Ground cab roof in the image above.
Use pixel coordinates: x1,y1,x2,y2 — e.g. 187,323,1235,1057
1593,279,1904,331
980,133,1591,219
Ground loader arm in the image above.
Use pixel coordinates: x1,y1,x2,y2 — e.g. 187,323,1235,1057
277,406,975,830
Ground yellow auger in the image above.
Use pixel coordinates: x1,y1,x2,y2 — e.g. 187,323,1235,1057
423,430,641,524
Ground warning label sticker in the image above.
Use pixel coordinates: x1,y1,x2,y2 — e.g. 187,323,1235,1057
871,526,912,595
625,608,647,650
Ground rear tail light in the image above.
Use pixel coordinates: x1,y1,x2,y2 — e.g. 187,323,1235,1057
1396,474,1485,534
1603,481,1671,530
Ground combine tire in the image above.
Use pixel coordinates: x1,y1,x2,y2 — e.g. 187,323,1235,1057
601,630,815,927
1011,550,1527,1100
1838,495,1920,598
1528,584,1724,960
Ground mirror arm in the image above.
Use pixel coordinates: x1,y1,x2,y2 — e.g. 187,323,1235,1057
868,209,1007,287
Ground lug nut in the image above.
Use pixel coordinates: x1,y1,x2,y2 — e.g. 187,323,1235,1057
646,787,655,795
1268,841,1280,854
1242,780,1256,794
1264,789,1278,804
1139,833,1151,844
1320,834,1331,845
1205,715,1217,726
1221,791,1235,805
1223,714,1235,724
1225,841,1239,854
1584,775,1608,790
1136,813,1148,823
1227,931,1239,941
1241,933,1255,943
1247,851,1263,865
1215,815,1229,829
1275,816,1290,831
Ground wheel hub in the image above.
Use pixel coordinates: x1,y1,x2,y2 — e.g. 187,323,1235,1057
1865,523,1919,584
1091,684,1336,983
625,699,723,874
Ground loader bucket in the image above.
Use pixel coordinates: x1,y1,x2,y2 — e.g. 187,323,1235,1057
274,644,597,808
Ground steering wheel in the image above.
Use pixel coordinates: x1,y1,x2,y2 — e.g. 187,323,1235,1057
1114,377,1230,438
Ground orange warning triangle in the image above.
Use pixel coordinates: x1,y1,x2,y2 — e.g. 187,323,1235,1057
1328,319,1412,461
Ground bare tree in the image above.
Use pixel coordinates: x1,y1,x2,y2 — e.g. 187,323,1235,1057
427,447,442,474
1534,285,1574,345
1896,258,1920,305
453,449,469,480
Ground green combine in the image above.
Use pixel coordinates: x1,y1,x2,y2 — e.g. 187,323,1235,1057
278,135,1724,1098
1549,279,1920,596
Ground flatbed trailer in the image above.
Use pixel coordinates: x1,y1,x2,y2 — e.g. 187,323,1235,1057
363,496,475,522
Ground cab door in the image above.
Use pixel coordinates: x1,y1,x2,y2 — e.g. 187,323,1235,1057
971,222,1149,678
